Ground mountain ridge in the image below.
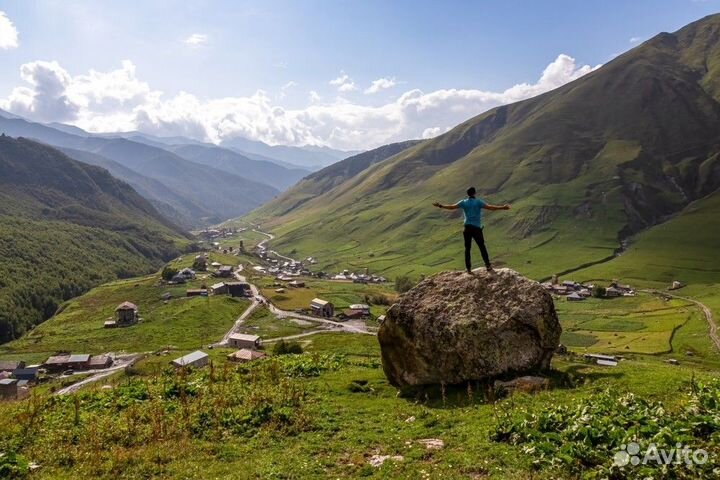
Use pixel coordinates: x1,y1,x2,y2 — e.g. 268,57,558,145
243,14,720,279
0,135,191,342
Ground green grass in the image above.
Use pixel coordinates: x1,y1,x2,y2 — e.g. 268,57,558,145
257,277,396,316
554,294,697,355
0,256,249,363
2,332,718,479
238,307,319,339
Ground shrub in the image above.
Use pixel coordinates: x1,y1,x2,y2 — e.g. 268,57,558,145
394,275,414,293
161,266,178,281
272,340,303,355
492,379,720,478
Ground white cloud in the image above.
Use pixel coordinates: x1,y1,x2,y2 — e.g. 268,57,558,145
184,33,208,47
629,36,642,44
0,11,19,49
1,54,600,150
365,77,397,94
329,71,357,92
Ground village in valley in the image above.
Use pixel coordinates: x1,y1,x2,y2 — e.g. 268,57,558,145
0,224,695,402
0,225,391,401
0,222,692,402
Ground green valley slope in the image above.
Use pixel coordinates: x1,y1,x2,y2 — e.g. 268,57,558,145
245,14,720,279
0,136,191,342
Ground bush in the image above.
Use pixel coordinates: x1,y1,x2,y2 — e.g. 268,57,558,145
364,293,391,305
161,266,178,281
593,286,607,298
272,340,303,355
394,275,414,293
0,452,29,479
492,379,720,478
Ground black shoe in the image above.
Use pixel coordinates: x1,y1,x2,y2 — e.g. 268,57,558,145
486,266,495,273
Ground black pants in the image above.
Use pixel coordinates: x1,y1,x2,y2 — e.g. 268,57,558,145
463,225,490,271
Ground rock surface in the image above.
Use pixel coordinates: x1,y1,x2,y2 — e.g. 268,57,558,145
378,268,561,388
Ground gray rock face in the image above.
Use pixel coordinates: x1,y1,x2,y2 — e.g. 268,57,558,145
378,268,561,388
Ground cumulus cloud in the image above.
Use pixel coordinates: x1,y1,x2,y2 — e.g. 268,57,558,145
1,54,599,150
365,77,397,94
629,36,642,44
329,72,357,92
184,33,208,46
0,11,18,49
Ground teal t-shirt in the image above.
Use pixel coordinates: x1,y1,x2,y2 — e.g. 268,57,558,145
456,197,486,227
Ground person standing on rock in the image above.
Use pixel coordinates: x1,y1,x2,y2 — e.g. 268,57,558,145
433,187,511,273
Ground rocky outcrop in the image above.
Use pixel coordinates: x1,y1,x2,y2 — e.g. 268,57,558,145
378,268,561,388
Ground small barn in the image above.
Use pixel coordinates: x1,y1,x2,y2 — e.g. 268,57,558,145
227,349,267,363
226,282,251,297
349,304,371,316
0,360,25,372
288,280,305,288
311,298,334,318
210,282,228,295
178,268,196,280
67,354,91,370
605,287,622,298
43,355,72,373
88,355,113,369
171,351,209,369
215,265,234,278
0,379,18,400
228,333,262,349
12,367,39,382
115,302,139,326
566,292,585,302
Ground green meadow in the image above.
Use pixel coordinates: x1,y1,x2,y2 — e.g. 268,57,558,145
0,252,247,364
1,332,718,479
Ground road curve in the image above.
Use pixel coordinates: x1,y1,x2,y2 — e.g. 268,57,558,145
644,289,719,352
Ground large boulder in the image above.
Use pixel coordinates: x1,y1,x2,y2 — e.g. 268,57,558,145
378,268,561,388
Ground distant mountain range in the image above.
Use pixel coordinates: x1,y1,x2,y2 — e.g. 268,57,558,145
220,135,360,170
244,14,720,280
0,135,191,342
0,112,334,227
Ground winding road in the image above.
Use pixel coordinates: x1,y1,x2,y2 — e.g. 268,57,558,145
645,289,720,351
55,354,142,395
55,228,376,395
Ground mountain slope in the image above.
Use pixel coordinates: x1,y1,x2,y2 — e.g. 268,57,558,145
57,147,210,230
0,136,191,342
221,136,356,169
244,14,720,279
253,140,422,217
0,116,280,226
167,144,309,191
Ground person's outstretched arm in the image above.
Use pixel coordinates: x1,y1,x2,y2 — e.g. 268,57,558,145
483,203,511,211
433,201,459,210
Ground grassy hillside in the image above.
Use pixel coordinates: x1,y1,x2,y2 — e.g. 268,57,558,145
0,136,191,343
257,140,422,217
1,332,718,479
0,265,246,363
243,14,720,280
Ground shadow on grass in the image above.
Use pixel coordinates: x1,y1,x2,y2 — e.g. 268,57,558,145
392,364,625,409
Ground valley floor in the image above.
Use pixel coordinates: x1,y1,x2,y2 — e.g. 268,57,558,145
1,223,719,479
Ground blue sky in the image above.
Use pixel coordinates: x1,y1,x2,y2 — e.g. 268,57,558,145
0,0,718,149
